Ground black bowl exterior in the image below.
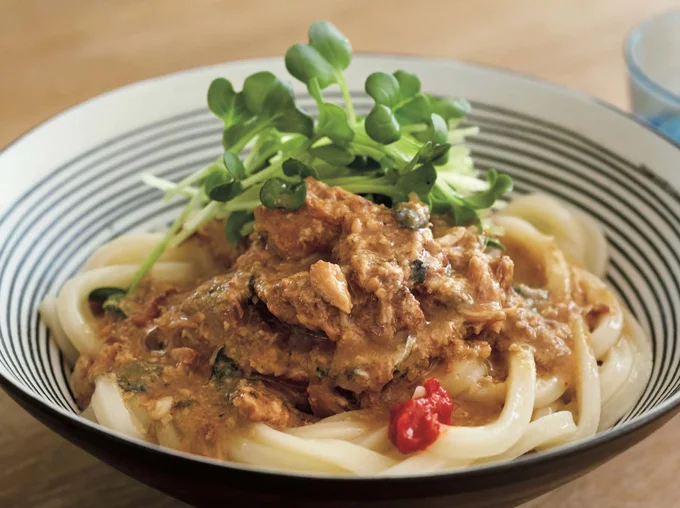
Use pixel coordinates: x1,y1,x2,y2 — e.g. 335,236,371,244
3,377,677,508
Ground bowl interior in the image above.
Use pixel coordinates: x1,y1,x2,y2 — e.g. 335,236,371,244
1,55,680,473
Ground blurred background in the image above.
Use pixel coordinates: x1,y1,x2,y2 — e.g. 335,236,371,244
3,0,680,146
1,0,679,506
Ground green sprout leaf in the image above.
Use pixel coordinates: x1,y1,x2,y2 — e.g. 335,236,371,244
261,79,296,116
427,113,448,145
365,72,401,108
242,71,278,114
207,78,252,126
364,70,433,143
484,237,506,251
89,288,128,319
282,158,318,179
272,106,314,137
430,96,471,122
279,133,309,153
402,141,431,173
429,168,511,228
429,183,480,226
308,21,352,71
245,129,282,172
285,21,355,124
396,163,438,202
207,78,235,118
261,79,314,137
329,162,436,204
394,94,431,124
222,123,254,152
317,102,354,143
420,142,451,164
310,144,354,166
103,293,128,319
393,70,421,98
402,141,451,172
462,169,513,209
260,178,308,210
223,152,246,180
285,44,337,89
215,74,313,152
286,21,353,82
203,169,243,202
225,211,254,247
89,287,126,302
365,104,401,144
451,204,480,225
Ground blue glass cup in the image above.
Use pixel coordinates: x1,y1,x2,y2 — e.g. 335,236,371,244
625,10,680,142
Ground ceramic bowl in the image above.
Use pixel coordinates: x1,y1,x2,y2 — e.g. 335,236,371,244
1,56,679,508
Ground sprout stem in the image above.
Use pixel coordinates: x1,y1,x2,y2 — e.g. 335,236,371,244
127,191,201,293
336,73,356,125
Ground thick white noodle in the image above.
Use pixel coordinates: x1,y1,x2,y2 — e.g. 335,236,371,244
351,427,392,453
531,401,569,421
460,378,505,403
313,409,372,423
566,317,601,442
569,207,608,278
438,357,487,396
461,374,567,409
123,393,183,450
498,194,608,277
599,335,635,405
285,420,372,440
379,451,473,476
579,270,624,360
155,420,183,450
428,347,536,460
90,376,143,440
38,296,79,365
499,194,586,266
81,233,214,273
493,216,570,300
124,395,153,432
230,437,346,474
477,411,576,464
249,424,397,474
534,375,569,408
599,310,653,430
55,262,197,356
378,452,446,475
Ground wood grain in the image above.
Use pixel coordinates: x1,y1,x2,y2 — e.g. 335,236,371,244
1,0,679,506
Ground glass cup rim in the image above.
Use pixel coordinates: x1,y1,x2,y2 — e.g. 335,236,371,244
624,9,680,106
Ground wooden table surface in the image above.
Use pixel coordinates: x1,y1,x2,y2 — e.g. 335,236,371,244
2,0,680,506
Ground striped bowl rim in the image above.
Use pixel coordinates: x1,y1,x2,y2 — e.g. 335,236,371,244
0,55,679,482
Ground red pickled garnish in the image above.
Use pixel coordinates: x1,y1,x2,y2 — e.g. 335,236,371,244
423,378,454,424
388,378,454,454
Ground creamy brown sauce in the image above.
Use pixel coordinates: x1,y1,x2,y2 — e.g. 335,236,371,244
503,238,547,288
72,179,597,457
452,399,503,427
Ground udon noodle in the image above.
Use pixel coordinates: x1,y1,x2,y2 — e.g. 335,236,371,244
41,191,652,475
